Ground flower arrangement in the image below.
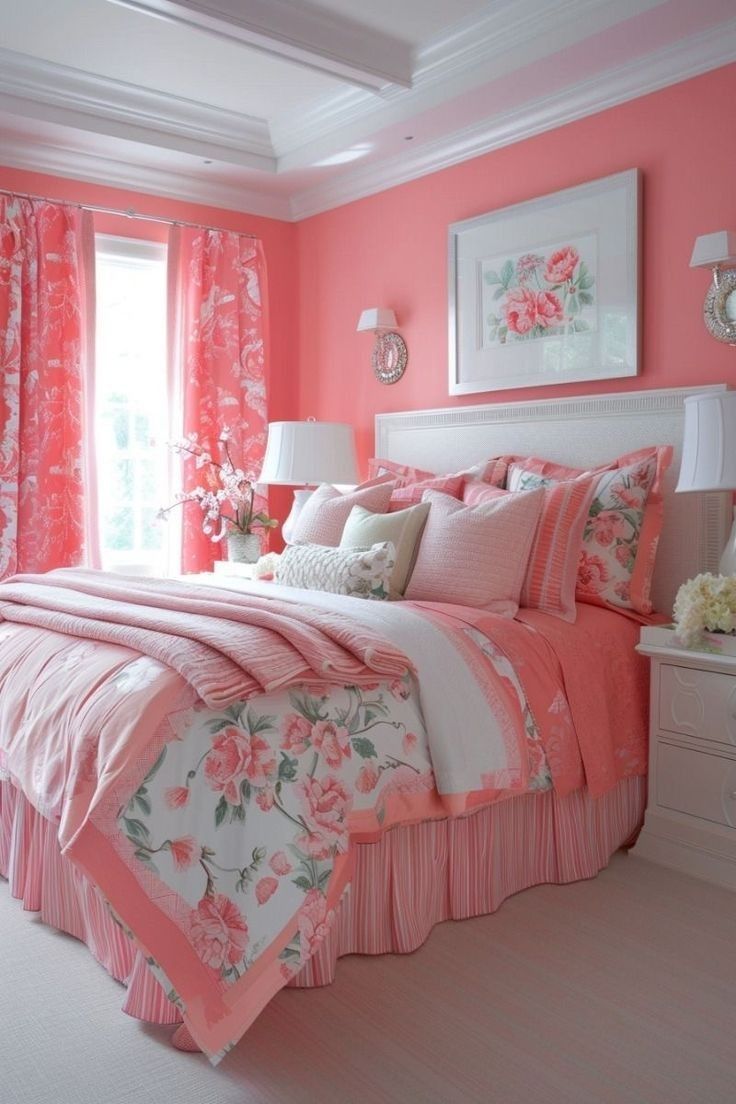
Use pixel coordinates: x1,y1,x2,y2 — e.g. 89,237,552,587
673,573,736,647
485,242,596,346
158,428,277,542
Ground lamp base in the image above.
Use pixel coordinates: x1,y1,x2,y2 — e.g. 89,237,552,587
719,506,736,576
281,488,314,544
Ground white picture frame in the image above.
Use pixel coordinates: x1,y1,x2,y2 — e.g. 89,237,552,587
448,169,640,396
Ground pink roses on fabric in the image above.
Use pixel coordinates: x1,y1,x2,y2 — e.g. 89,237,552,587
204,726,277,804
298,775,351,858
190,893,249,971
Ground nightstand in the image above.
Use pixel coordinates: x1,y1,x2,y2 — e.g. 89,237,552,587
633,628,736,889
212,561,258,579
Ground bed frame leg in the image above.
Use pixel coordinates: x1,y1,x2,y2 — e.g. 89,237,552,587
172,1025,201,1053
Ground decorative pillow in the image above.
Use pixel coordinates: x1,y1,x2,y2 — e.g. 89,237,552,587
369,456,508,489
275,542,395,600
340,502,430,595
368,458,435,484
463,477,598,621
289,481,395,546
404,488,544,612
389,474,464,512
508,446,673,613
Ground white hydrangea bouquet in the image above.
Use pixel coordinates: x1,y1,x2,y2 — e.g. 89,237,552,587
673,573,736,648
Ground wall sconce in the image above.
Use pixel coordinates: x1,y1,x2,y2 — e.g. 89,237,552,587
690,231,736,345
357,308,408,384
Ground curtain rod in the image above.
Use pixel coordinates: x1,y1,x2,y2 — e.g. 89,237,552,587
0,186,258,239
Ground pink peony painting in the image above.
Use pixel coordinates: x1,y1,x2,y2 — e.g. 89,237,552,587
482,234,597,347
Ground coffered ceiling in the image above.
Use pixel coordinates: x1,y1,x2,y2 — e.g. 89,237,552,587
0,0,734,220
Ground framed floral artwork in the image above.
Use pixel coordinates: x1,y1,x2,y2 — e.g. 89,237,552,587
448,169,640,395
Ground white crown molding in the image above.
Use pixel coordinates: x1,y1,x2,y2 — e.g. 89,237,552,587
0,136,292,221
272,0,651,162
107,0,413,91
0,46,277,172
289,17,736,220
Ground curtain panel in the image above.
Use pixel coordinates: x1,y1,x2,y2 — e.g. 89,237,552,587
0,197,98,580
168,227,269,574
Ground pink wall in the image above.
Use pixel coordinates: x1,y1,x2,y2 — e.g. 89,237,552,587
296,63,736,472
0,165,299,528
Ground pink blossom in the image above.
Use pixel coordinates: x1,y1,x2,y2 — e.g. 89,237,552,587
389,678,410,702
615,542,633,567
298,889,333,958
269,851,292,876
516,253,544,283
534,291,564,329
256,786,275,812
204,726,277,805
280,713,312,755
629,463,653,489
610,482,640,509
544,245,579,285
255,877,278,906
589,511,626,547
168,836,198,871
402,731,418,755
165,786,190,809
577,551,610,594
614,581,631,602
355,764,380,793
503,286,538,335
311,720,351,768
298,775,351,856
190,893,248,970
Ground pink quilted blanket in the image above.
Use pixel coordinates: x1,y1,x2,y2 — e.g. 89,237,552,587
0,570,413,706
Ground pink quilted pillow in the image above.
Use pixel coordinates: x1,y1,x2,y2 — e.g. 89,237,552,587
389,474,464,512
290,481,395,546
404,488,544,612
465,476,598,621
507,446,673,614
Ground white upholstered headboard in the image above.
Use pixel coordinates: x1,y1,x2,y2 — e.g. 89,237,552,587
375,385,731,617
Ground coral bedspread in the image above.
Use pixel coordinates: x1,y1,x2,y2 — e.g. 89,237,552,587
0,571,648,1062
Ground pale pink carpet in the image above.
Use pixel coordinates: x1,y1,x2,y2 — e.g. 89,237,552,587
1,851,734,1103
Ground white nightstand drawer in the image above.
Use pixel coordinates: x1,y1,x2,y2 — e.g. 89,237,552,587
656,742,736,829
659,663,736,747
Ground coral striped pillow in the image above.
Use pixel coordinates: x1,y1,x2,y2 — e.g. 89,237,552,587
404,488,544,612
465,476,598,621
290,481,395,546
508,446,673,613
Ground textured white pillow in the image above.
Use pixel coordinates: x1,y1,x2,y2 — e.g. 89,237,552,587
339,502,429,595
275,542,396,600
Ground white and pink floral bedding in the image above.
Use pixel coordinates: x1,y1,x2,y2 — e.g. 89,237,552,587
0,572,648,1061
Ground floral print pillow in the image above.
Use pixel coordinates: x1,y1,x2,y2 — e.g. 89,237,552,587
275,541,395,600
509,455,663,612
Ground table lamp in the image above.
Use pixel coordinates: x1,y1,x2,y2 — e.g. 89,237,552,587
676,390,736,574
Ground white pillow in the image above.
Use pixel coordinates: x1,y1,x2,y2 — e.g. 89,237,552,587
339,502,429,595
275,542,396,600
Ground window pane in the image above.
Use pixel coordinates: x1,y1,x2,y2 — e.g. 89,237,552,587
95,236,169,574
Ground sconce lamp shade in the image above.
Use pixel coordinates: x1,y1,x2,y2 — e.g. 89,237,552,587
676,391,736,493
258,421,359,486
357,308,397,332
690,231,736,269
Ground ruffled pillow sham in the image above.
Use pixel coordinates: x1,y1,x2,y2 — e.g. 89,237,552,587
404,488,544,613
275,542,395,600
507,445,673,614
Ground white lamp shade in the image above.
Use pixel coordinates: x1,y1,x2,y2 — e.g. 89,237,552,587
676,391,736,493
258,421,359,486
357,308,397,332
690,231,736,269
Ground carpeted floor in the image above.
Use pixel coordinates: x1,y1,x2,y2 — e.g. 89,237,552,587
1,851,735,1104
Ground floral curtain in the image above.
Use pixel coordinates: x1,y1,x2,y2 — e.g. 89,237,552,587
168,227,269,574
0,197,97,581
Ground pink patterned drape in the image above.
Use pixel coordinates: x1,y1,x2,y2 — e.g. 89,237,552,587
168,227,269,574
0,197,97,581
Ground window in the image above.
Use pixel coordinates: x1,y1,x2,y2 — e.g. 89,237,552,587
95,235,171,574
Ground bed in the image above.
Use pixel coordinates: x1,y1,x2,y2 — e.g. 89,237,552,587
0,385,729,1063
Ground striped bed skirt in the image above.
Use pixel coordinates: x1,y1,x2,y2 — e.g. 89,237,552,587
0,775,646,1028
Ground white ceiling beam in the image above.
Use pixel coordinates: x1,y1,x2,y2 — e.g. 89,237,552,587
106,0,414,92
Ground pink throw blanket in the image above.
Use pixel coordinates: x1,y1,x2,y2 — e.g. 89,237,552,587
0,570,412,707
